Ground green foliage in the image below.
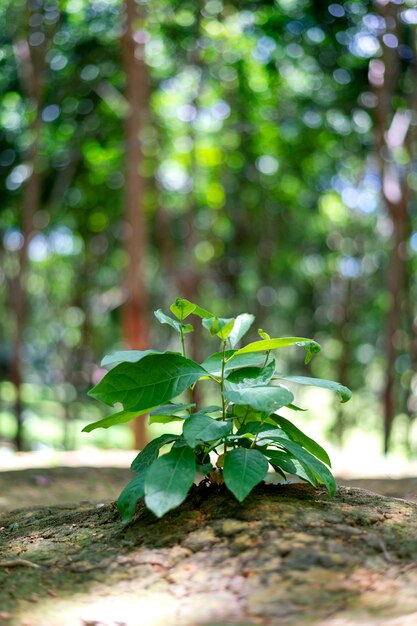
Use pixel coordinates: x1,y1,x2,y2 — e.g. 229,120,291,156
86,299,351,523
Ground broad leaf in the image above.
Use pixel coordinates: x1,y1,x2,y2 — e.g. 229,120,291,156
270,414,331,466
274,374,352,403
236,421,285,437
224,361,275,391
224,386,294,413
82,409,149,433
183,413,232,448
228,313,255,347
264,450,318,487
201,350,268,377
144,446,196,517
101,349,164,368
148,403,194,425
223,448,269,502
232,338,321,364
117,473,145,525
131,433,180,473
88,353,205,412
202,316,235,340
259,435,336,496
154,309,193,334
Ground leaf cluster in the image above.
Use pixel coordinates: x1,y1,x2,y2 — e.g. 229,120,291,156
85,299,352,523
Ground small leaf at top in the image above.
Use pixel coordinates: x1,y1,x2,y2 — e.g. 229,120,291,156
223,448,269,502
171,298,214,319
228,313,255,347
154,309,194,334
258,329,271,341
144,446,196,517
170,298,197,321
202,317,235,341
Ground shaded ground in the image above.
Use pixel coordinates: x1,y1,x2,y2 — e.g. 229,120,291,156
1,482,417,626
0,463,416,512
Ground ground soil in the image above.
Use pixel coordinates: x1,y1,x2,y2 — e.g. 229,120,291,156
1,476,417,626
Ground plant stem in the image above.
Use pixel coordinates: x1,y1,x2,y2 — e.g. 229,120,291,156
250,413,267,448
220,340,227,453
179,324,193,412
180,326,186,358
263,349,271,367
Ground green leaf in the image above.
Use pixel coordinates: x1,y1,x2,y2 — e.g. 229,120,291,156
201,350,268,377
224,386,294,413
224,361,275,391
144,446,196,517
223,448,269,502
148,403,195,425
82,409,149,433
171,299,214,319
228,313,255,347
274,374,352,403
131,433,180,473
170,298,197,320
270,414,331,466
101,349,164,368
259,435,336,496
88,353,206,412
264,450,318,487
258,329,270,340
154,309,193,334
236,421,282,437
232,338,321,363
183,413,232,448
202,316,235,340
117,474,145,524
286,403,307,412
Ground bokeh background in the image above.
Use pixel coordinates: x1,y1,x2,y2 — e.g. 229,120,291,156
1,0,417,466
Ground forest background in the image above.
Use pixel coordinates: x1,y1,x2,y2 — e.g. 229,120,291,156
1,0,417,466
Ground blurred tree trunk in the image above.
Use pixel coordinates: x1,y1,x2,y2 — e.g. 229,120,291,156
8,0,50,450
121,0,150,449
372,2,414,453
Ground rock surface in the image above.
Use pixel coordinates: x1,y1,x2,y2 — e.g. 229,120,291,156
1,483,417,626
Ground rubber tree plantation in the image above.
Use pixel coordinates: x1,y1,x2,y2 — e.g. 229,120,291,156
84,299,352,523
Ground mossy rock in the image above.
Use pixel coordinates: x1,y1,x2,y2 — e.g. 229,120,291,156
1,483,417,626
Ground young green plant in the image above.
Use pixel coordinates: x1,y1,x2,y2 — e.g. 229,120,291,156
84,298,352,523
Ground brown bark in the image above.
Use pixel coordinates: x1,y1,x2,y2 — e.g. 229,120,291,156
372,2,414,452
121,0,150,449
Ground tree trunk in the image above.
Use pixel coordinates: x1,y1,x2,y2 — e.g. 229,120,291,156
8,1,50,449
372,2,414,452
121,0,150,449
